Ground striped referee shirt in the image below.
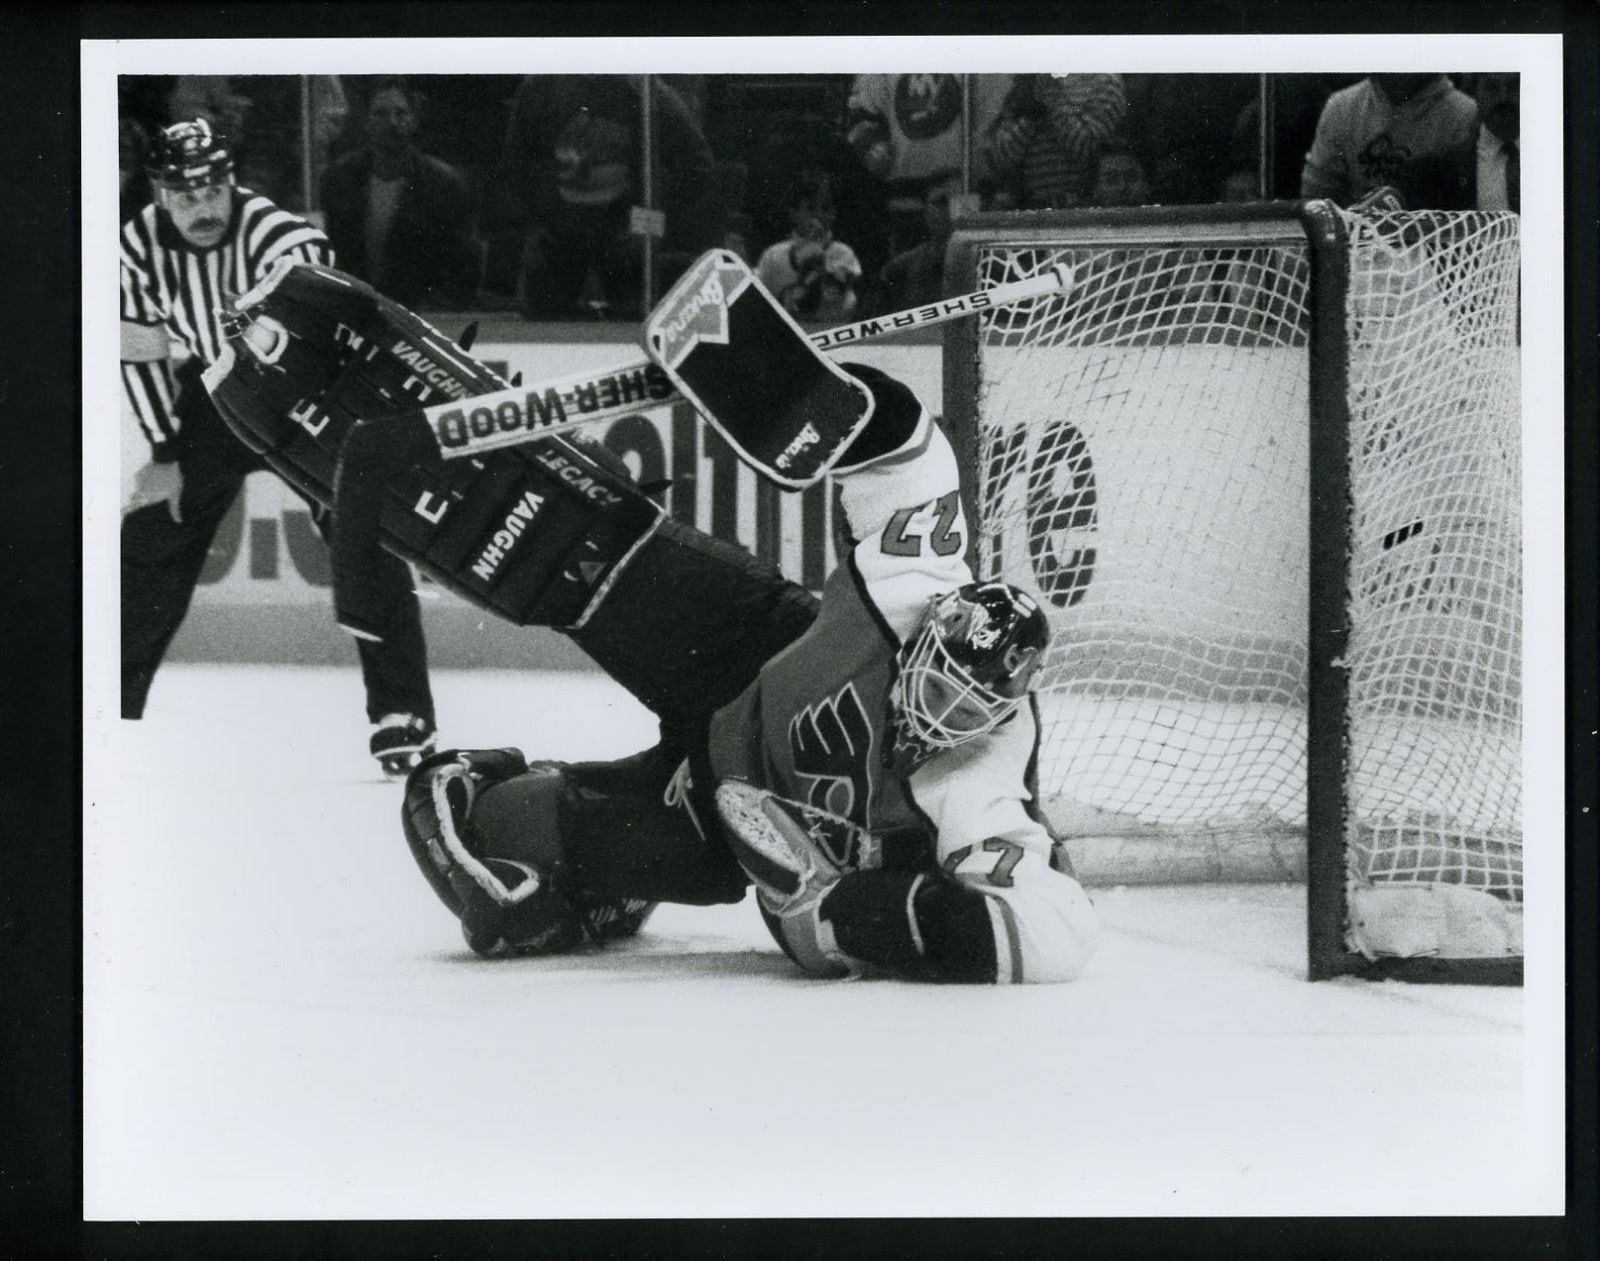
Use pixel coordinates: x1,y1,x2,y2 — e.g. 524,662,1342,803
120,188,333,461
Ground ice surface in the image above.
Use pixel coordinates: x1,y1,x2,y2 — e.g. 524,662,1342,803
83,665,1558,1220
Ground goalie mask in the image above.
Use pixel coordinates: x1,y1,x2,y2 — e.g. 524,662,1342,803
891,581,1050,756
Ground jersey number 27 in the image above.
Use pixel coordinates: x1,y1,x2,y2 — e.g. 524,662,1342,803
880,490,964,558
943,838,1026,888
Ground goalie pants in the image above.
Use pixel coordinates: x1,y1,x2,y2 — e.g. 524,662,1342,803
569,514,821,755
470,521,824,908
121,371,435,724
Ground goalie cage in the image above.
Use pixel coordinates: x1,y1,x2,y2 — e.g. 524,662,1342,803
944,202,1522,984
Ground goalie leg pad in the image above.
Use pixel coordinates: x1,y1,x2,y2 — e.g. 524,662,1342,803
334,422,663,635
401,747,536,917
401,748,594,957
472,753,742,908
461,759,674,947
205,260,667,635
413,438,662,630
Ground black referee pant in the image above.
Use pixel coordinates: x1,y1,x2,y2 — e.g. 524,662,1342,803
121,371,434,725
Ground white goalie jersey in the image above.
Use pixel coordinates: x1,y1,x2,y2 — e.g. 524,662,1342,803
707,372,1098,982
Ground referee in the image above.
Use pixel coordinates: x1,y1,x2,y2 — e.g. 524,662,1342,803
120,119,437,776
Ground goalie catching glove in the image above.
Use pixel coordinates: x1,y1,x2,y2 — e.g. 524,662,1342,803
713,780,872,978
203,260,664,635
401,749,655,957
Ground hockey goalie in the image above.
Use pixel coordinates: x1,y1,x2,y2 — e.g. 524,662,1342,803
393,255,1099,983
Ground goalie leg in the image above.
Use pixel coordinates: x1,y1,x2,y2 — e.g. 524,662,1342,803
402,745,748,957
470,745,748,910
570,516,819,752
402,748,642,957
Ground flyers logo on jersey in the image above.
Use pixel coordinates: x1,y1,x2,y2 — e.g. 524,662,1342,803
777,795,879,871
647,251,751,369
789,682,875,822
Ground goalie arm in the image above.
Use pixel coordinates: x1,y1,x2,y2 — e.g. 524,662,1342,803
815,856,1096,984
906,724,1099,985
717,776,1097,984
793,796,1094,985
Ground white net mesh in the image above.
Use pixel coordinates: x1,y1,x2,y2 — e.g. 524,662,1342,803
1341,210,1522,905
964,211,1521,912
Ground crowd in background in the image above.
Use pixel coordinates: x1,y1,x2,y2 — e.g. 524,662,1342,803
118,71,1520,323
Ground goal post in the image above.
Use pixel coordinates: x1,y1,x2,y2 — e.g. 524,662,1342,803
943,202,1522,983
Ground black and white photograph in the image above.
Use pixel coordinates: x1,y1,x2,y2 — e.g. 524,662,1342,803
76,28,1572,1226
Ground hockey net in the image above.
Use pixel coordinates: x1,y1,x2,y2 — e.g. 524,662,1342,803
946,205,1521,979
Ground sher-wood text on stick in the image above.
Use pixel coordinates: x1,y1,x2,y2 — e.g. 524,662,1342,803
425,264,1073,460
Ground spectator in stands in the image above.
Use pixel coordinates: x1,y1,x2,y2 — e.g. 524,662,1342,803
168,75,347,208
498,75,717,319
319,78,480,309
1085,145,1151,208
868,178,959,315
1124,74,1256,206
754,171,862,322
1231,74,1360,201
845,74,1010,256
166,76,251,150
1299,74,1477,209
721,211,756,266
981,74,1128,210
1467,72,1520,212
736,94,887,282
119,116,151,223
1220,167,1260,204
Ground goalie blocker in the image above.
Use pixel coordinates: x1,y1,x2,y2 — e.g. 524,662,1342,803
644,250,875,489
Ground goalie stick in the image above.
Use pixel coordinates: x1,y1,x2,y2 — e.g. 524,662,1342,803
422,263,1074,460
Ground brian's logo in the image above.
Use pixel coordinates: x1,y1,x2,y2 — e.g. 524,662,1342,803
774,422,821,470
470,490,546,582
648,252,749,368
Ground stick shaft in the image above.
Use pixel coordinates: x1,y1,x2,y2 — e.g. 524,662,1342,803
425,264,1072,459
806,266,1071,351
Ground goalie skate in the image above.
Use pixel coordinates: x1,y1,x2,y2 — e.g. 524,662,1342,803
644,250,874,489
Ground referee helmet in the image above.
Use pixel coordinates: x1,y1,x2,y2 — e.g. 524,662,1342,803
146,118,235,190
